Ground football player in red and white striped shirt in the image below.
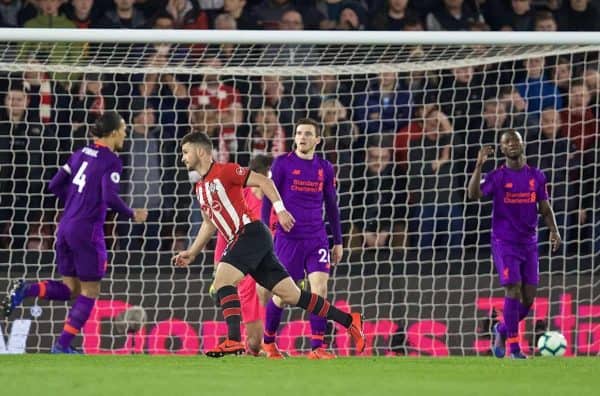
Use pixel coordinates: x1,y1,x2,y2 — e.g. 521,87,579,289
172,131,365,357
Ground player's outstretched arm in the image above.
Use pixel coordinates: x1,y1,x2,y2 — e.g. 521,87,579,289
323,166,343,265
539,200,562,252
467,146,494,200
172,212,216,267
247,171,295,232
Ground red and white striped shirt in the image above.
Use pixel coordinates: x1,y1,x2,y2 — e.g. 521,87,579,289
195,162,256,241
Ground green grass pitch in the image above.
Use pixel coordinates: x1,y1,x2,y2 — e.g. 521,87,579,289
0,356,598,396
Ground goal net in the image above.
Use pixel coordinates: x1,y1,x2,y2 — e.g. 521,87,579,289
0,29,598,356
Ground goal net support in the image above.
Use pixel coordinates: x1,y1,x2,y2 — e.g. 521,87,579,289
0,29,598,356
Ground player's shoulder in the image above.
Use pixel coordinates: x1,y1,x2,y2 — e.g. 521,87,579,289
214,161,247,178
528,165,547,180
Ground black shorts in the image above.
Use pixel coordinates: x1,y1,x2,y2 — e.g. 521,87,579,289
221,221,289,290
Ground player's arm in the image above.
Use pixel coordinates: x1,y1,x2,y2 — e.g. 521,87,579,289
102,165,147,223
247,170,295,232
48,163,72,202
172,211,217,267
323,165,343,265
539,201,562,252
467,146,494,200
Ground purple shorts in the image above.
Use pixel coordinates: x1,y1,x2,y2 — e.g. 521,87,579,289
491,239,539,286
56,224,107,282
274,236,330,282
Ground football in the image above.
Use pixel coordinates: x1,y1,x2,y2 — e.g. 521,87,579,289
537,331,567,356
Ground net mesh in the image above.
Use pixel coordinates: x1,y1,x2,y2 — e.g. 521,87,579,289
0,37,598,356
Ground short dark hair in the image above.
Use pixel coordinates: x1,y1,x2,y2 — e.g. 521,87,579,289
181,131,213,151
249,154,273,176
93,111,123,138
295,117,321,136
501,129,522,141
367,134,394,149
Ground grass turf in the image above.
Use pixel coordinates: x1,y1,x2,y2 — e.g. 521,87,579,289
0,356,598,396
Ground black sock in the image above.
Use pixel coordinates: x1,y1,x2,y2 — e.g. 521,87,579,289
216,285,241,342
297,290,352,328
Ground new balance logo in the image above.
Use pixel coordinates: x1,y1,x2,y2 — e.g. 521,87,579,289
504,183,513,189
292,169,301,175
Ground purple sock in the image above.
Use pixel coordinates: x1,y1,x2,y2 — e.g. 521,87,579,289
310,314,327,350
518,301,530,322
25,281,71,300
57,295,96,349
263,299,283,344
504,297,521,354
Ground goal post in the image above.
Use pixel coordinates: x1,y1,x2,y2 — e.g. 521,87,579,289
0,29,598,356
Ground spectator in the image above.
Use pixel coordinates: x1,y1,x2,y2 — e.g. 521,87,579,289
394,103,433,170
349,135,406,250
426,0,483,31
251,0,297,29
583,66,600,118
553,57,572,102
94,0,147,28
556,0,600,31
318,97,357,179
560,81,597,153
526,107,574,251
315,0,346,30
248,74,299,136
165,0,209,29
439,65,484,137
122,98,162,251
371,0,416,30
515,57,563,115
467,98,509,170
403,13,424,30
64,0,99,28
0,82,49,251
560,81,598,253
499,86,538,131
353,71,411,135
222,0,255,29
190,57,243,161
408,109,463,249
0,0,36,27
336,1,368,30
306,74,351,119
249,105,286,158
505,0,535,31
534,10,557,31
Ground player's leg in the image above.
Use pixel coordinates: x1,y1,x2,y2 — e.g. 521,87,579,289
1,233,74,317
306,271,335,359
212,261,245,345
518,243,540,322
53,280,99,353
237,275,264,356
491,240,525,358
263,236,304,357
253,253,365,353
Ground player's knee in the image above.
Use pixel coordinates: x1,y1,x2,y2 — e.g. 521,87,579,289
80,282,101,299
310,283,328,297
505,284,522,299
272,295,285,308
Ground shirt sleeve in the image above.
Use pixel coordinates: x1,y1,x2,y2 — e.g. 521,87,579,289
480,170,496,197
224,163,250,187
537,170,549,202
102,158,134,219
48,154,76,202
323,162,343,245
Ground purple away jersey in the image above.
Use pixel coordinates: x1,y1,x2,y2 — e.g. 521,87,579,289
481,164,548,286
48,142,133,281
261,152,342,278
481,164,548,244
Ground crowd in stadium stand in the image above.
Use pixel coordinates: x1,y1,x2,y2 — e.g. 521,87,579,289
0,0,599,259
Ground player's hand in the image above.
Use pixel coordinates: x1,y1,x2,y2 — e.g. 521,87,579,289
277,210,295,232
133,209,148,223
550,231,562,252
331,244,343,266
476,146,494,167
172,250,196,267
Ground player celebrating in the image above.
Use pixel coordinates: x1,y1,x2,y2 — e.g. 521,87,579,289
173,131,364,358
260,118,343,360
468,130,561,359
1,111,148,353
213,154,273,356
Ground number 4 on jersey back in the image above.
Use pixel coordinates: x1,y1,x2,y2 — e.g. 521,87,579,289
73,161,88,193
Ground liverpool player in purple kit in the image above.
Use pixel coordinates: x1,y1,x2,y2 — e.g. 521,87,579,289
261,118,344,359
468,130,561,359
1,111,147,353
